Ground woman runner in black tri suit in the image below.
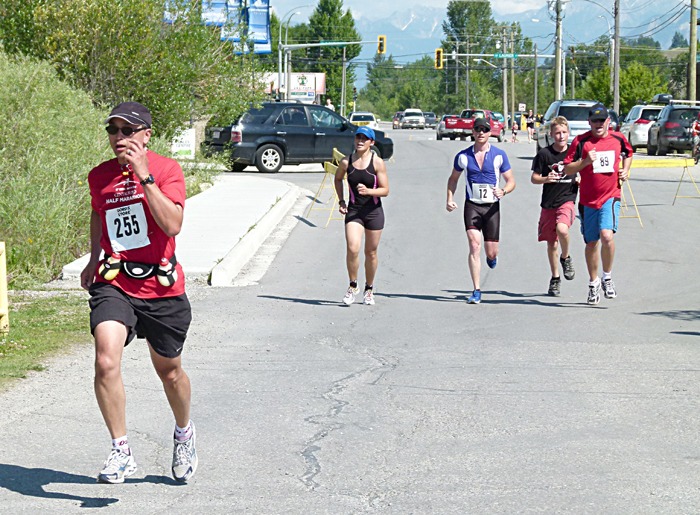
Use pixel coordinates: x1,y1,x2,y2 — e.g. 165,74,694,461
334,126,390,305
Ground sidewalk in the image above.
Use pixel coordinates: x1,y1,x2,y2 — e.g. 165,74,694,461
61,174,305,287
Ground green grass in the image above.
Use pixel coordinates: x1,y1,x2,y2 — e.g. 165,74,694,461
0,290,90,390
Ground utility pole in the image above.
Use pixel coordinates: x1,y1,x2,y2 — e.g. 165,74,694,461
534,44,538,117
613,0,621,112
690,0,697,101
466,35,470,109
510,26,515,124
502,27,509,127
554,0,562,100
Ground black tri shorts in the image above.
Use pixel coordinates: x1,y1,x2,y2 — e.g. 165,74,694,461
463,200,501,242
89,283,192,358
345,205,385,231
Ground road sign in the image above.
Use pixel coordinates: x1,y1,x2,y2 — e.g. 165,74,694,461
494,53,518,59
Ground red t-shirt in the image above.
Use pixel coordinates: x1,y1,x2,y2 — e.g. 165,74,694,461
563,130,632,209
88,150,186,298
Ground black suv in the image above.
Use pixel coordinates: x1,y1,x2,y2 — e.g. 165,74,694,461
647,104,700,156
202,102,394,172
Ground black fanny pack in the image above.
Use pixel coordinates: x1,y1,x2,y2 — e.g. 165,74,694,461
106,255,177,280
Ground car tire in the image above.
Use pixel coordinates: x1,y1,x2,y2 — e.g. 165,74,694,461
498,130,505,142
657,142,668,156
231,161,247,173
449,136,455,140
631,145,638,153
255,144,284,173
647,139,657,156
437,133,443,140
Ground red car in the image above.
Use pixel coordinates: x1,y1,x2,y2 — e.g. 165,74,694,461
459,109,506,142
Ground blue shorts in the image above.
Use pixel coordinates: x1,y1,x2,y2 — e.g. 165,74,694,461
579,197,620,243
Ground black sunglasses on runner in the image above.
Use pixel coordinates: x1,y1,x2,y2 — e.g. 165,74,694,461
473,127,490,133
105,125,147,136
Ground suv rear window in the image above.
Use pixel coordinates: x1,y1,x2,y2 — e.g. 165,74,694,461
240,104,277,124
669,108,700,122
639,108,661,121
462,110,486,118
557,106,592,121
350,114,375,122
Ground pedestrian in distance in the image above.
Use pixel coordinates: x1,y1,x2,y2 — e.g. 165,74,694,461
326,98,335,112
334,126,390,305
526,109,536,143
563,104,633,305
446,117,516,304
80,102,198,484
530,116,578,297
511,121,519,143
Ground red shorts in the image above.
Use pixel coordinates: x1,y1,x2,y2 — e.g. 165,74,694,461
537,201,576,242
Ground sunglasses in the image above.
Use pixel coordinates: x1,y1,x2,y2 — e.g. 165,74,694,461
105,125,147,136
473,127,490,133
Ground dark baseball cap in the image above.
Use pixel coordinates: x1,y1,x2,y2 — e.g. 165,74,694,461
588,104,609,121
473,117,490,131
105,102,152,128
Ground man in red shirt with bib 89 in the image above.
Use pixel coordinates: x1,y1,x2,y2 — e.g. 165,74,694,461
80,102,198,484
563,104,633,305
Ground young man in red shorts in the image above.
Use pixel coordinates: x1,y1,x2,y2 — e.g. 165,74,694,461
563,105,633,305
80,102,197,483
531,116,578,296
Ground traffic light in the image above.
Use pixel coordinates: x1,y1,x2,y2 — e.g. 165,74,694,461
434,48,444,69
377,35,386,54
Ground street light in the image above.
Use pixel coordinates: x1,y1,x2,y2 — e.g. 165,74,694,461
278,6,308,100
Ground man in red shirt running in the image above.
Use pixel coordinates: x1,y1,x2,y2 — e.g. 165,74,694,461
563,104,633,305
81,102,197,484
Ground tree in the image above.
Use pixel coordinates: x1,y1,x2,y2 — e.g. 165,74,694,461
292,0,360,113
1,0,266,138
670,31,689,49
618,62,665,112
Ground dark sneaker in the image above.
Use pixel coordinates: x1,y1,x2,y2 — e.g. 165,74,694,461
548,277,561,297
486,257,498,269
602,277,617,299
467,290,482,304
560,255,575,280
97,449,137,484
587,281,601,305
172,422,198,483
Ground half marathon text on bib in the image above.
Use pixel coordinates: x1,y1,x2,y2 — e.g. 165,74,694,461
106,203,150,252
470,182,496,204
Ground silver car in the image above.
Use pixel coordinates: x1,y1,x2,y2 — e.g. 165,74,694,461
619,105,662,151
536,99,600,152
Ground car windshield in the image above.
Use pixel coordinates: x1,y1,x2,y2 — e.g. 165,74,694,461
639,109,661,121
557,106,594,122
462,110,485,119
669,108,700,122
424,112,435,117
351,114,375,122
404,110,422,116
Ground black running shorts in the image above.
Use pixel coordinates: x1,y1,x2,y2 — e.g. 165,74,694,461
89,283,192,358
463,201,501,242
345,205,385,231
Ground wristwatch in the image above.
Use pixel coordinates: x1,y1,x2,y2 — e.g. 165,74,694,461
140,174,155,186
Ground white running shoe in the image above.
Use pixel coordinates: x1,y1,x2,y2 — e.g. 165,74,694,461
97,449,137,484
602,277,617,299
363,289,375,305
343,286,359,305
587,281,601,305
172,422,198,483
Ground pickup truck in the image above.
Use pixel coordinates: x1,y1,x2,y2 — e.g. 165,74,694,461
436,109,506,142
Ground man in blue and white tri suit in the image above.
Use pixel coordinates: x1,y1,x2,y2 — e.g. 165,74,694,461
446,116,516,304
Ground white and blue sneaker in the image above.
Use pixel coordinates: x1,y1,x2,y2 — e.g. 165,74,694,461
172,422,198,483
467,290,482,304
97,449,137,484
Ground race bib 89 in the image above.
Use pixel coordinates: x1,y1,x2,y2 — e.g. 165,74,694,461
592,150,615,174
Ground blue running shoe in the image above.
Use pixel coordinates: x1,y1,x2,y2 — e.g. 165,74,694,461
467,290,482,304
486,257,498,269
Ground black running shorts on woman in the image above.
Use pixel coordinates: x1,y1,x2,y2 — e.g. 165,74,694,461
89,283,192,358
463,201,501,242
345,155,385,230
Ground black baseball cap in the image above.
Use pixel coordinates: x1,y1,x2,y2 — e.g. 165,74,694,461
105,102,152,128
588,104,609,121
473,117,490,131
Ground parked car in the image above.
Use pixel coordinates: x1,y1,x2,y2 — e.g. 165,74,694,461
401,108,426,129
619,104,663,151
608,109,620,131
392,111,403,129
202,102,394,173
536,99,600,151
424,111,438,128
458,108,506,142
348,111,379,130
647,103,700,156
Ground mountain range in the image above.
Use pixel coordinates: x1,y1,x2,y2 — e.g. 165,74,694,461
353,4,688,86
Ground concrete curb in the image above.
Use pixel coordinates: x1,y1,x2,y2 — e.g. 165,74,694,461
209,184,303,286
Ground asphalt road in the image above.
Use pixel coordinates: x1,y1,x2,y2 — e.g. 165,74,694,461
1,129,699,513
